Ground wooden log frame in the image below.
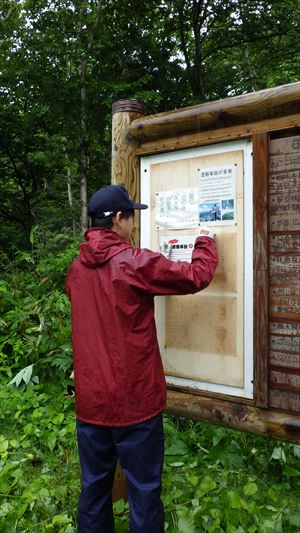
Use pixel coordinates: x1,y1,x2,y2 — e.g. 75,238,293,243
167,390,300,442
128,82,300,146
111,83,300,444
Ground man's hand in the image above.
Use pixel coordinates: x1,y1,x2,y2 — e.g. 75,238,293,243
198,227,216,239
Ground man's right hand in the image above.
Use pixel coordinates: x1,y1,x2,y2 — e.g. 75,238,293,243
198,227,216,239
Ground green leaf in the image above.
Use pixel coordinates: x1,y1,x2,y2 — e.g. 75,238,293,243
164,440,189,456
287,512,300,527
271,447,286,463
114,499,125,514
243,482,258,496
283,465,300,477
0,501,13,517
227,490,242,509
52,514,72,525
22,365,33,385
47,434,57,452
8,365,34,388
291,445,300,459
188,475,199,487
53,413,65,425
177,514,196,533
196,477,217,497
0,436,8,454
29,227,36,245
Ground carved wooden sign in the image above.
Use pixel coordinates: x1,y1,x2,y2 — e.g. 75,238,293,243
269,135,300,412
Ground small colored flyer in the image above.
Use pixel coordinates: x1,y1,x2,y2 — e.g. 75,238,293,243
155,187,198,229
198,166,236,225
159,235,195,263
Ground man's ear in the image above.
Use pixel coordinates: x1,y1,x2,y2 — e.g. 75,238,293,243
113,211,123,226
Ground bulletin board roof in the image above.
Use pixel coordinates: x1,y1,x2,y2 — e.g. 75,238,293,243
128,82,300,144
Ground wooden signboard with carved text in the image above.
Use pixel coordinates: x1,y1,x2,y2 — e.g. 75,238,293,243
269,135,300,412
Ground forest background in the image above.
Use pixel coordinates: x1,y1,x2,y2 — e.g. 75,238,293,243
0,1,300,532
1,0,299,250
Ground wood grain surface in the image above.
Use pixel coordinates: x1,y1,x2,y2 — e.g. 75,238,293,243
253,133,269,407
129,82,300,143
268,134,300,412
111,101,147,245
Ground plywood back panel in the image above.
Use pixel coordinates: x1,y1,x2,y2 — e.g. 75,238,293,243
141,141,253,397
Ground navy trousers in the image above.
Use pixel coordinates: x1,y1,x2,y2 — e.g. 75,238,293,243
76,414,164,533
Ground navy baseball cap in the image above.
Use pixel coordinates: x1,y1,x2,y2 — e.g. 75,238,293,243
88,185,148,218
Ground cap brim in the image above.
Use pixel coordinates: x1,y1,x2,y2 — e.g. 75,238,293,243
132,203,148,210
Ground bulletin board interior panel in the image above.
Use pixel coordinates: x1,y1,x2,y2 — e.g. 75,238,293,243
268,134,300,412
140,140,253,398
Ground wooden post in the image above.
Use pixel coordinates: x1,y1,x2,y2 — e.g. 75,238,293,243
112,99,147,246
253,133,269,407
111,100,147,502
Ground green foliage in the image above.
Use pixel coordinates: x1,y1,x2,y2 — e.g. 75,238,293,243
0,384,300,532
1,1,299,253
0,382,79,532
163,417,300,532
0,231,80,382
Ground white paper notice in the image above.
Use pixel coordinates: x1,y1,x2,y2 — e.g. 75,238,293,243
159,235,195,263
198,166,236,225
156,187,198,229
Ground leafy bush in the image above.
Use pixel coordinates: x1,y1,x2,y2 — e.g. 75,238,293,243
163,417,300,532
0,229,81,382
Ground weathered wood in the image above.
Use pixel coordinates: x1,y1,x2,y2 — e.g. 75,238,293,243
269,134,300,413
134,114,300,156
269,233,300,253
166,390,300,442
112,99,147,246
270,254,300,285
111,100,147,501
112,460,128,502
253,133,269,408
270,350,300,368
129,82,300,143
270,320,300,336
269,389,300,412
270,285,300,320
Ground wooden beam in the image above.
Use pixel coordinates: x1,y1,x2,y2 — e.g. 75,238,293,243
166,390,300,442
134,114,300,156
111,99,147,245
129,82,300,144
253,133,270,408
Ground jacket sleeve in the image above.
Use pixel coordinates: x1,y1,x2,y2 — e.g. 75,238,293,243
125,236,218,296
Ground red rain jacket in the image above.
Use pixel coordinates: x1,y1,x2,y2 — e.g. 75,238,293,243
66,228,218,426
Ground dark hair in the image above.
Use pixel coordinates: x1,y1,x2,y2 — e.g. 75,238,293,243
91,209,134,229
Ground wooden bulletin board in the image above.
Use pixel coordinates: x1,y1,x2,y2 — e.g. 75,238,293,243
268,134,300,412
141,140,253,399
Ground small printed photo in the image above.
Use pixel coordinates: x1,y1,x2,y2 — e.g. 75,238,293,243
221,199,234,220
199,201,221,222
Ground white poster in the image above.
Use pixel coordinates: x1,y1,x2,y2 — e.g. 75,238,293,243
198,166,236,225
155,187,198,229
159,235,195,263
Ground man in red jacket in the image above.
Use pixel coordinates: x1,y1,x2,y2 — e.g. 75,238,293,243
66,184,218,533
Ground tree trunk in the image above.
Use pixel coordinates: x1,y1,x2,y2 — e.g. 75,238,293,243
76,0,102,233
78,56,89,233
176,0,206,100
65,151,76,236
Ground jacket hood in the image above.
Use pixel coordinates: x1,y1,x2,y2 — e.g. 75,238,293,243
80,228,131,268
